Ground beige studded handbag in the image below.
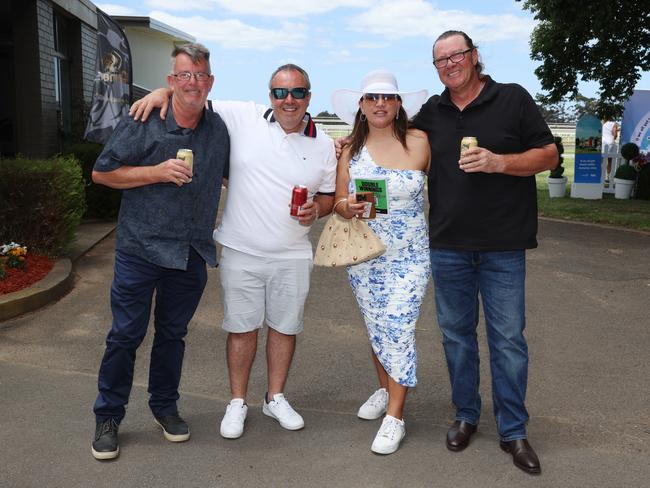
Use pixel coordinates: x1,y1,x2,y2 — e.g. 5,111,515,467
313,200,386,267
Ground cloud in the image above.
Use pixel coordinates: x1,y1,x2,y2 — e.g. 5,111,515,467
148,0,374,17
146,0,217,10
96,3,139,15
149,11,307,50
349,0,535,42
354,41,390,49
324,48,368,64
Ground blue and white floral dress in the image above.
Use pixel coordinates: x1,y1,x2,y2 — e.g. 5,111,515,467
347,146,430,387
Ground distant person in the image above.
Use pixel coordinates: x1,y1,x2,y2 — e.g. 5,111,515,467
130,64,336,439
90,43,229,460
331,70,430,454
602,120,620,183
411,30,557,474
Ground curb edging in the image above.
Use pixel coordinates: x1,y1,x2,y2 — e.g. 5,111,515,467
0,259,73,323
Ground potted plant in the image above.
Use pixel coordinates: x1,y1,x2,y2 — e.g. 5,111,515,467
613,143,639,199
547,136,567,197
632,152,650,200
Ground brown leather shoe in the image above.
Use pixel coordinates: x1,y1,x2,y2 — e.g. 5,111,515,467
446,420,477,451
500,439,541,475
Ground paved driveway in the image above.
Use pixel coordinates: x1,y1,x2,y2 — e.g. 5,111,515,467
1,219,648,487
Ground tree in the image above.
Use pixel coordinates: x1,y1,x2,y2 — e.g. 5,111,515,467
535,94,573,123
522,0,650,120
573,93,599,119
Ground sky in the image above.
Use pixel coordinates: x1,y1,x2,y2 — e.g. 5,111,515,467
98,0,650,116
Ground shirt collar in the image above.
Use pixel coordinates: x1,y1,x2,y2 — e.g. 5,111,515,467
164,101,206,134
263,108,317,138
440,75,496,109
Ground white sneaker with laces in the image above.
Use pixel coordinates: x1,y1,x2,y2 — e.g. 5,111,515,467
371,415,405,455
262,393,305,430
220,398,248,439
357,388,388,420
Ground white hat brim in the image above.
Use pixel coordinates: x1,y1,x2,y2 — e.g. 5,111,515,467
331,88,428,126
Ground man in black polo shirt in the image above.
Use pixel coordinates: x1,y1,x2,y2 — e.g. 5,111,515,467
412,30,556,475
89,43,229,460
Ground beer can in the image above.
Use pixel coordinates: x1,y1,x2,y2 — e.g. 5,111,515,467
460,137,478,156
177,148,193,182
290,185,308,216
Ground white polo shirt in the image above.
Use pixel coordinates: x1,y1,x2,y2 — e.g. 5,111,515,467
210,100,337,259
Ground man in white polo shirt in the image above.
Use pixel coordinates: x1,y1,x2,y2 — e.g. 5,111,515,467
131,64,336,439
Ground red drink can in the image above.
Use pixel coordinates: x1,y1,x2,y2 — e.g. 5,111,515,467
290,185,308,216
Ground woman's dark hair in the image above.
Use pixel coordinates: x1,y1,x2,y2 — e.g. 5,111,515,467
433,30,485,79
349,97,408,158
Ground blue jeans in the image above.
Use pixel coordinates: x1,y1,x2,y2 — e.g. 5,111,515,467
93,249,207,422
430,249,529,441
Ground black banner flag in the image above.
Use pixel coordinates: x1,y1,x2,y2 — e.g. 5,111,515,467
84,9,132,144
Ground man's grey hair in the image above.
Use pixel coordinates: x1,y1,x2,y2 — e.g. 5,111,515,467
268,64,311,91
171,43,211,73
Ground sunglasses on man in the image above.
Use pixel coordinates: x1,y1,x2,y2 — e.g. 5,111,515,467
270,87,310,100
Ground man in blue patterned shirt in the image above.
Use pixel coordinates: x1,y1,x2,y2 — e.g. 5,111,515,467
89,43,229,460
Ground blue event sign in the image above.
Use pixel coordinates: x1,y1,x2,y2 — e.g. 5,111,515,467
574,153,601,183
574,114,602,184
621,89,650,152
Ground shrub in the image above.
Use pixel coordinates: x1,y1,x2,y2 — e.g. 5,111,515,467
614,163,637,181
620,142,640,163
549,136,565,178
64,142,121,219
0,155,86,255
633,154,650,200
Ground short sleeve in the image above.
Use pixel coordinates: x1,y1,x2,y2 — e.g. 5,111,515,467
518,87,554,149
93,117,144,172
317,139,337,194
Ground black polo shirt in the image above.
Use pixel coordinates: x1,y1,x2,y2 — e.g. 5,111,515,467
412,76,554,251
94,107,230,270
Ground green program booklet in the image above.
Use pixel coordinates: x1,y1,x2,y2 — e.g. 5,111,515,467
354,178,388,214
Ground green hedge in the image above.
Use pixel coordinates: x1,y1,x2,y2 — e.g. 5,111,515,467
0,155,86,255
64,142,122,219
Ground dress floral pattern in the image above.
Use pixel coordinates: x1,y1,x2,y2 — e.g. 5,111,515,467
347,146,430,387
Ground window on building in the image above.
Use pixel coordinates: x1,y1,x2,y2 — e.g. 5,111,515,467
53,10,72,137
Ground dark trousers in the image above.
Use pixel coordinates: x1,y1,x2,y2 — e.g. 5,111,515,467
93,249,207,422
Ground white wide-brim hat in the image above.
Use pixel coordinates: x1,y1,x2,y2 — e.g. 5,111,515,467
331,69,428,126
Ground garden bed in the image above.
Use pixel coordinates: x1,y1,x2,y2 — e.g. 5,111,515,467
0,255,54,295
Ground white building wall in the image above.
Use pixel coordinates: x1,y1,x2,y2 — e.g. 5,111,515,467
122,27,178,90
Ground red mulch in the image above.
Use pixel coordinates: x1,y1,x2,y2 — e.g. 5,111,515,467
0,255,54,295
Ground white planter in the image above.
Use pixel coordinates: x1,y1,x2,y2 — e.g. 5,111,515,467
613,178,635,199
547,176,567,198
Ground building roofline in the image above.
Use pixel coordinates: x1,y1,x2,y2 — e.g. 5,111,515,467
111,16,195,43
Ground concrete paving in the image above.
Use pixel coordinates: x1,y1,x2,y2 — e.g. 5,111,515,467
0,218,649,488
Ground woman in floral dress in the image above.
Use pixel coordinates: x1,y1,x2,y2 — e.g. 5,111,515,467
332,70,430,454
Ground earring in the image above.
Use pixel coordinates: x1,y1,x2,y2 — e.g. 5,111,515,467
395,111,399,120
360,113,366,122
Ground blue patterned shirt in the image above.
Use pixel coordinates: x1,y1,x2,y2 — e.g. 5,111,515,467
94,107,230,269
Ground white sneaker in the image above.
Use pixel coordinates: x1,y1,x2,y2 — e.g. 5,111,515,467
371,415,405,455
220,398,248,439
358,388,388,420
262,393,305,430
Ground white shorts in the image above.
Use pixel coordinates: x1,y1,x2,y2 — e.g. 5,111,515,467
603,142,618,156
218,246,313,335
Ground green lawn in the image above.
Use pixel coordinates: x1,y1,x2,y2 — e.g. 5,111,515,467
536,154,650,232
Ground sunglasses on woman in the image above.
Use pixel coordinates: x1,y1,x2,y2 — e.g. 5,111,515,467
270,87,310,100
363,93,399,102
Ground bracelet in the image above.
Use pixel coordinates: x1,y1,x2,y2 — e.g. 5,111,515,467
333,198,348,215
